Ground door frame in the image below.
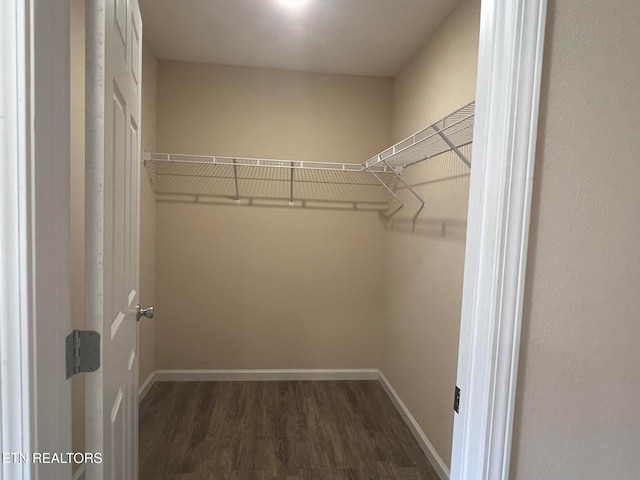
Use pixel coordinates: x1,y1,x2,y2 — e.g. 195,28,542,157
0,0,72,479
451,0,548,478
0,0,547,479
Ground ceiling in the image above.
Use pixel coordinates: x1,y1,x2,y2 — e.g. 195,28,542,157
139,0,460,78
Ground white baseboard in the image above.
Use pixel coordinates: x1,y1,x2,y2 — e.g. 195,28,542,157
153,368,379,382
72,465,86,480
138,371,156,403
377,370,450,480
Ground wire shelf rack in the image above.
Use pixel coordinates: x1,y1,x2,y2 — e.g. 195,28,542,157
364,101,474,170
144,153,396,210
144,101,474,216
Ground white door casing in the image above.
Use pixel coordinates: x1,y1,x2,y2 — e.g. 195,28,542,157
0,0,72,479
450,0,548,478
85,0,143,479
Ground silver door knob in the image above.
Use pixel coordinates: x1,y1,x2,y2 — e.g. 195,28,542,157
136,305,154,321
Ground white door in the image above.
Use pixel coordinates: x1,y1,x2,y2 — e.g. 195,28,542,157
85,0,142,478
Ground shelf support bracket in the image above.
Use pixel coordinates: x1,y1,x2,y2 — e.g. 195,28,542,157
386,176,400,211
233,159,240,204
289,162,294,207
366,167,404,220
383,161,425,211
432,124,471,168
383,176,404,220
383,161,425,230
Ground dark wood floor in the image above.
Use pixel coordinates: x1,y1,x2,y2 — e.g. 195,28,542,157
139,381,441,480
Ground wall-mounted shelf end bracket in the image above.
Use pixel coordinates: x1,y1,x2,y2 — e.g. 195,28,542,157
432,124,471,168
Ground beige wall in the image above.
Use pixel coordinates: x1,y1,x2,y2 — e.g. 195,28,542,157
391,0,480,143
156,206,387,369
70,0,85,467
139,46,158,385
155,62,392,369
511,0,640,477
157,62,392,162
382,0,481,469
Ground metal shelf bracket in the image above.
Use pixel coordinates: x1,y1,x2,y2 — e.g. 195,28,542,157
432,124,471,168
383,160,425,230
232,159,240,204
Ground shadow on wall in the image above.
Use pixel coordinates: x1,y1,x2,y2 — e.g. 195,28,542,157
152,194,467,241
381,214,467,241
381,146,471,239
155,197,387,212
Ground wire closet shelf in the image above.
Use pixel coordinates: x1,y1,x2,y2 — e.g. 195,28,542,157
144,101,474,213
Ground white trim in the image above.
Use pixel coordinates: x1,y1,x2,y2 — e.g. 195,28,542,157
0,0,72,479
138,371,157,402
0,3,32,478
72,465,86,480
154,369,380,382
378,371,450,480
29,1,73,476
450,0,548,479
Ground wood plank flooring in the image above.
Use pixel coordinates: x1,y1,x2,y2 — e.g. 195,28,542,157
139,381,441,480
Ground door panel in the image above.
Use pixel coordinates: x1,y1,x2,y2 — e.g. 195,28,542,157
86,0,142,478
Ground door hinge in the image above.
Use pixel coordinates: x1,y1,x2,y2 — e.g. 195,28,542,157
454,386,461,413
65,330,101,379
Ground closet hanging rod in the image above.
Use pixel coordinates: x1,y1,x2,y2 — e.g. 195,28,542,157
144,153,392,173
